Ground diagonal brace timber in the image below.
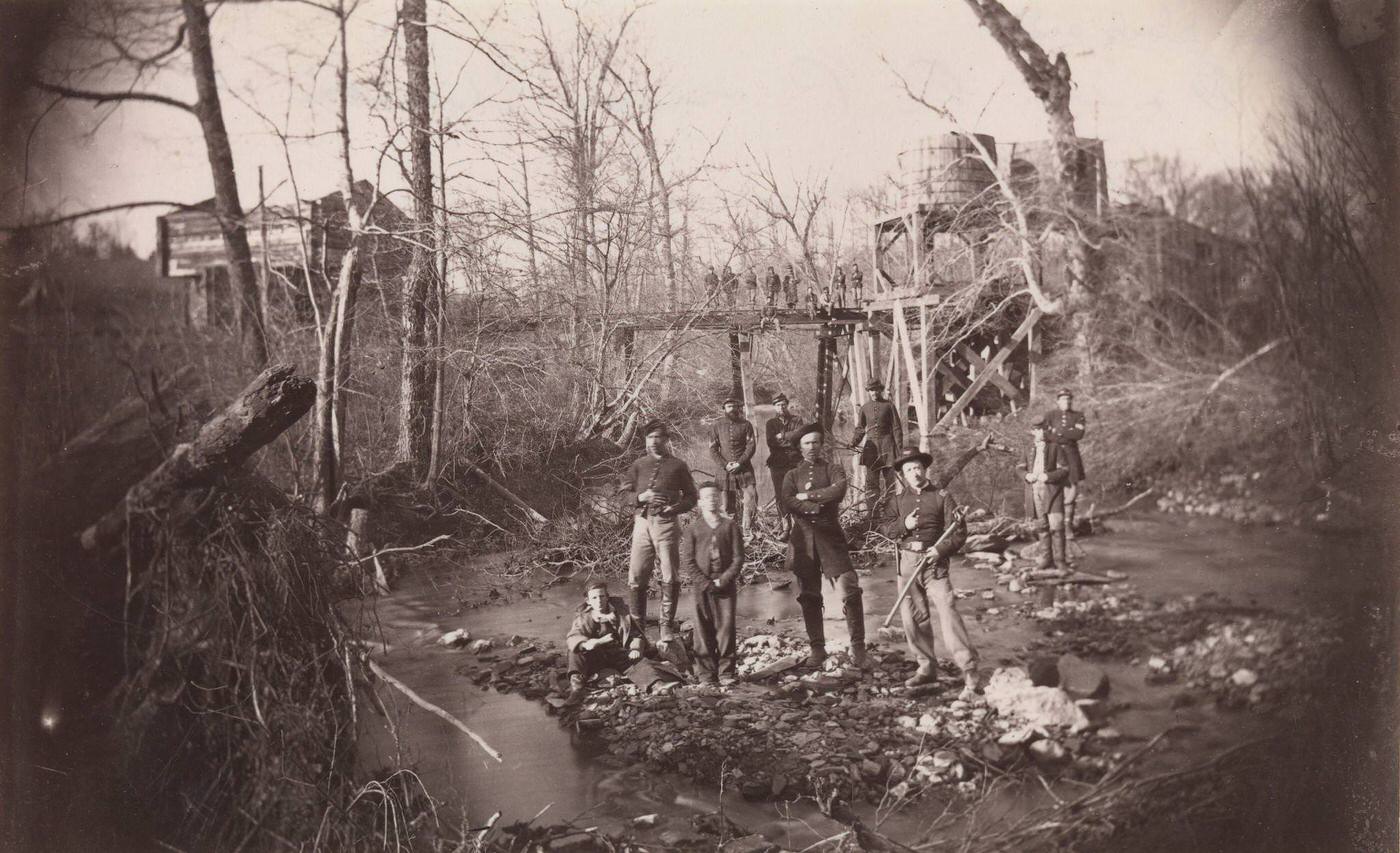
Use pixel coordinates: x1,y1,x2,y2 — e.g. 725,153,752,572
955,342,1027,404
933,308,1042,429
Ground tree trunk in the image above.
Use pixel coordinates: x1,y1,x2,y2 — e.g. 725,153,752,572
395,0,437,476
81,364,315,551
181,0,268,369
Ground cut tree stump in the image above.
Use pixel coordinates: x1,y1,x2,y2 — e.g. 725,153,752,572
80,364,315,551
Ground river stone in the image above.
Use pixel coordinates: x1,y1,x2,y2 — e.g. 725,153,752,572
1058,654,1110,699
984,668,1090,732
1028,657,1060,687
724,835,777,853
1029,739,1069,766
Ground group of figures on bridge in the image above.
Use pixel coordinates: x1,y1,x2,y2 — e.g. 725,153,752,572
563,387,1089,709
703,262,865,314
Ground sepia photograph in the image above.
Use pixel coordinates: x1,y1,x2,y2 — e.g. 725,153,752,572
0,0,1396,850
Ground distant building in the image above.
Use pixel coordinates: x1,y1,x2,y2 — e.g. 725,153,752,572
156,180,411,327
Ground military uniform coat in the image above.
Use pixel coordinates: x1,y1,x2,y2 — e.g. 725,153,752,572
619,454,698,517
764,413,802,471
851,399,904,470
1044,408,1086,483
1016,441,1070,519
764,270,781,296
879,485,967,572
709,416,757,490
781,458,854,578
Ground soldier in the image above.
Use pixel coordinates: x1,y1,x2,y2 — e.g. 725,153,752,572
722,265,738,307
764,265,781,309
880,448,979,697
850,263,864,304
851,379,904,520
805,278,819,316
781,424,867,669
681,482,744,685
764,393,802,538
565,579,647,703
782,264,798,309
1018,416,1072,572
744,268,759,307
709,396,758,537
832,266,847,309
704,266,720,301
619,420,698,639
1045,389,1087,547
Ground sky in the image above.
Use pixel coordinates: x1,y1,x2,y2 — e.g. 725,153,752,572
11,0,1377,256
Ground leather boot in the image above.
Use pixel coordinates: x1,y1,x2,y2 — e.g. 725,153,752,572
843,595,867,668
566,673,588,705
799,597,826,667
660,582,681,640
1052,527,1069,572
1065,502,1078,541
630,584,649,635
1035,526,1054,570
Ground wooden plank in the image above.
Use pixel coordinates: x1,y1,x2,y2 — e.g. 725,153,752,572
934,308,1042,429
892,307,927,451
955,342,1027,403
919,304,930,449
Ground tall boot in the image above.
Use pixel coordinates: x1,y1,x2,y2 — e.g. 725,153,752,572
1051,526,1069,572
660,582,681,640
799,597,827,667
1035,524,1054,570
1065,502,1078,541
843,595,867,668
630,584,649,636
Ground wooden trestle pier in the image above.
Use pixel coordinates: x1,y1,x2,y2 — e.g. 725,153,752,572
607,293,1041,452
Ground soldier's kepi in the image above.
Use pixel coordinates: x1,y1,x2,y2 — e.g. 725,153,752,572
618,419,698,640
780,422,866,669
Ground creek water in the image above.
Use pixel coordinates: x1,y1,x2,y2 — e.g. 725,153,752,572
354,514,1372,846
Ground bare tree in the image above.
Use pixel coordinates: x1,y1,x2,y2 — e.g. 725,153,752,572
956,0,1100,375
746,148,828,284
395,0,439,478
33,0,269,368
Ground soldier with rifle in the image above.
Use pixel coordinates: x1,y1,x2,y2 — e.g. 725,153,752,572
879,445,980,698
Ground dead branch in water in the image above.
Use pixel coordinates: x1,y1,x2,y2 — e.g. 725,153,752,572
367,659,504,763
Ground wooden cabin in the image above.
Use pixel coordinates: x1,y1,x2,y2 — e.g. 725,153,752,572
156,180,412,327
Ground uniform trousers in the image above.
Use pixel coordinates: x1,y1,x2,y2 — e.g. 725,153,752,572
629,514,680,586
896,550,978,673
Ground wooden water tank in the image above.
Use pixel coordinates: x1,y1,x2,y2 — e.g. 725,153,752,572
896,132,997,210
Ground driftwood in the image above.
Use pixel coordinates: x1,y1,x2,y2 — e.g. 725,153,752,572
1083,487,1156,523
368,659,503,762
80,364,315,551
464,462,548,524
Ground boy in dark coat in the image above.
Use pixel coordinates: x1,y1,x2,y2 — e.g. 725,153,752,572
565,580,646,702
1018,416,1072,570
681,482,744,684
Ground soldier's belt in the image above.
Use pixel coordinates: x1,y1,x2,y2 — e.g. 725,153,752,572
901,541,936,552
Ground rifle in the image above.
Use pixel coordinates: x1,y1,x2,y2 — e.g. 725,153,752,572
881,506,967,629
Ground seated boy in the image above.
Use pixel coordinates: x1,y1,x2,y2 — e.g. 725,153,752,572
680,481,744,684
565,580,646,703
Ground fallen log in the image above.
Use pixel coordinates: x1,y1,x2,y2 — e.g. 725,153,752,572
464,462,548,524
31,365,208,537
80,364,315,551
1083,487,1156,523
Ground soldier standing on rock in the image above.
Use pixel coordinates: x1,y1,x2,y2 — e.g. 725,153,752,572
852,379,904,521
619,420,698,639
765,393,802,540
881,447,979,698
709,396,758,538
565,580,646,703
681,482,744,685
1019,416,1072,573
1045,389,1086,549
781,423,867,669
